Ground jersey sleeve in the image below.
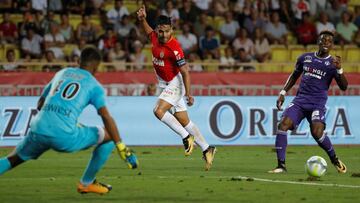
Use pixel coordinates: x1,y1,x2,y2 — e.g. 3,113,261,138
90,84,106,110
149,31,157,44
171,42,186,67
41,81,52,98
294,55,304,73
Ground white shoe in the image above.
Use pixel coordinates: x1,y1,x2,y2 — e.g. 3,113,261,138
268,166,287,173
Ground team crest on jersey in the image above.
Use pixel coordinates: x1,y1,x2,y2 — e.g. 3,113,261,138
160,51,164,58
304,56,312,63
325,61,330,66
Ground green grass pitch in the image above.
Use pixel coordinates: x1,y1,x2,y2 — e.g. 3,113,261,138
0,146,359,203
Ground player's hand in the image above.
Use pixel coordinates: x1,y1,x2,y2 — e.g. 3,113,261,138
125,150,139,169
333,55,342,69
276,95,285,110
186,95,194,106
137,5,147,21
116,142,139,169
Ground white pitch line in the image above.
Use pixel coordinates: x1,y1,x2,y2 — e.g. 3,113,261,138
158,175,360,189
235,176,360,189
1,175,360,189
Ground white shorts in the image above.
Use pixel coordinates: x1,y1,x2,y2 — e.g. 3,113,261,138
158,74,187,113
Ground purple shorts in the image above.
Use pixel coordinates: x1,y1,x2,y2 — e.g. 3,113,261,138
282,102,326,130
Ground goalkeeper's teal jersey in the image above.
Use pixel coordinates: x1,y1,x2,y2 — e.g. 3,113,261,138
30,67,106,136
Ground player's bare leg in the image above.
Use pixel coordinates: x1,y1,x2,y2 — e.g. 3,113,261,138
174,111,216,170
311,122,346,173
154,99,194,156
268,117,293,173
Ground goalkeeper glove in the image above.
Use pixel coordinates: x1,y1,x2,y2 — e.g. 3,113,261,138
116,142,139,169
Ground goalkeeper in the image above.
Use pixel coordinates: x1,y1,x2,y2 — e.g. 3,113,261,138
0,47,138,195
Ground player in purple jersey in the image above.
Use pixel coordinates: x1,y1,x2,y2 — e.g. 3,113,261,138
269,31,348,174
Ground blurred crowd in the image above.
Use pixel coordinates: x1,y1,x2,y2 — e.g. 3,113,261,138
0,0,359,72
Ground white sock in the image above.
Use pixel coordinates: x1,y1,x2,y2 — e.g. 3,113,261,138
185,121,209,151
161,111,189,139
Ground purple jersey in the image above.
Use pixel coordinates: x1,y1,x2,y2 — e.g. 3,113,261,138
293,52,340,107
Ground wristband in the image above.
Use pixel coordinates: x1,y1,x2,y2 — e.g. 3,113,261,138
337,68,343,74
279,90,286,96
116,142,126,151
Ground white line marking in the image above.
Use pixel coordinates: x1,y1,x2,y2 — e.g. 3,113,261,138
234,176,360,189
1,175,360,189
158,175,360,189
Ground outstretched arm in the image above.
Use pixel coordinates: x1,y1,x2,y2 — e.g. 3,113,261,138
137,5,153,35
282,70,302,93
98,106,138,169
333,55,348,91
276,70,302,110
98,107,121,143
179,63,194,106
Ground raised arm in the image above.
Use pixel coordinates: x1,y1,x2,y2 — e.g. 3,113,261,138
98,107,121,143
333,55,348,91
137,5,153,35
98,106,138,169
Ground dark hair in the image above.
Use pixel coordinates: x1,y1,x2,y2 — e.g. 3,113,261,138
121,14,129,20
205,25,214,31
6,49,15,57
319,30,335,37
80,47,101,67
25,22,36,31
156,15,172,26
302,12,310,19
60,12,69,17
45,50,55,56
105,25,114,31
82,13,90,18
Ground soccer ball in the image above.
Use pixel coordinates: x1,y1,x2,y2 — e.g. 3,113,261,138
305,156,327,177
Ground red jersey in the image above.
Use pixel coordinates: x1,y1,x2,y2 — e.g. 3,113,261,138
0,22,17,37
103,36,117,49
149,31,186,82
296,22,317,44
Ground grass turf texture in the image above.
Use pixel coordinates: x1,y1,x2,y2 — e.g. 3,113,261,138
0,146,359,203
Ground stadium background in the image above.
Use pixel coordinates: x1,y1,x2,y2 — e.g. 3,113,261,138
0,0,359,145
0,0,359,93
0,0,359,96
0,1,360,202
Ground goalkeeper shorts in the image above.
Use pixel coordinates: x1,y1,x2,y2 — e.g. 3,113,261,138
16,125,105,161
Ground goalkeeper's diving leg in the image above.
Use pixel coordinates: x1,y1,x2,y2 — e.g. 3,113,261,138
77,126,139,195
0,152,25,175
0,131,49,175
78,141,115,194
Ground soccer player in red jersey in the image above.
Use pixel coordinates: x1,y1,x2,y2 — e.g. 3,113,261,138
137,5,216,170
